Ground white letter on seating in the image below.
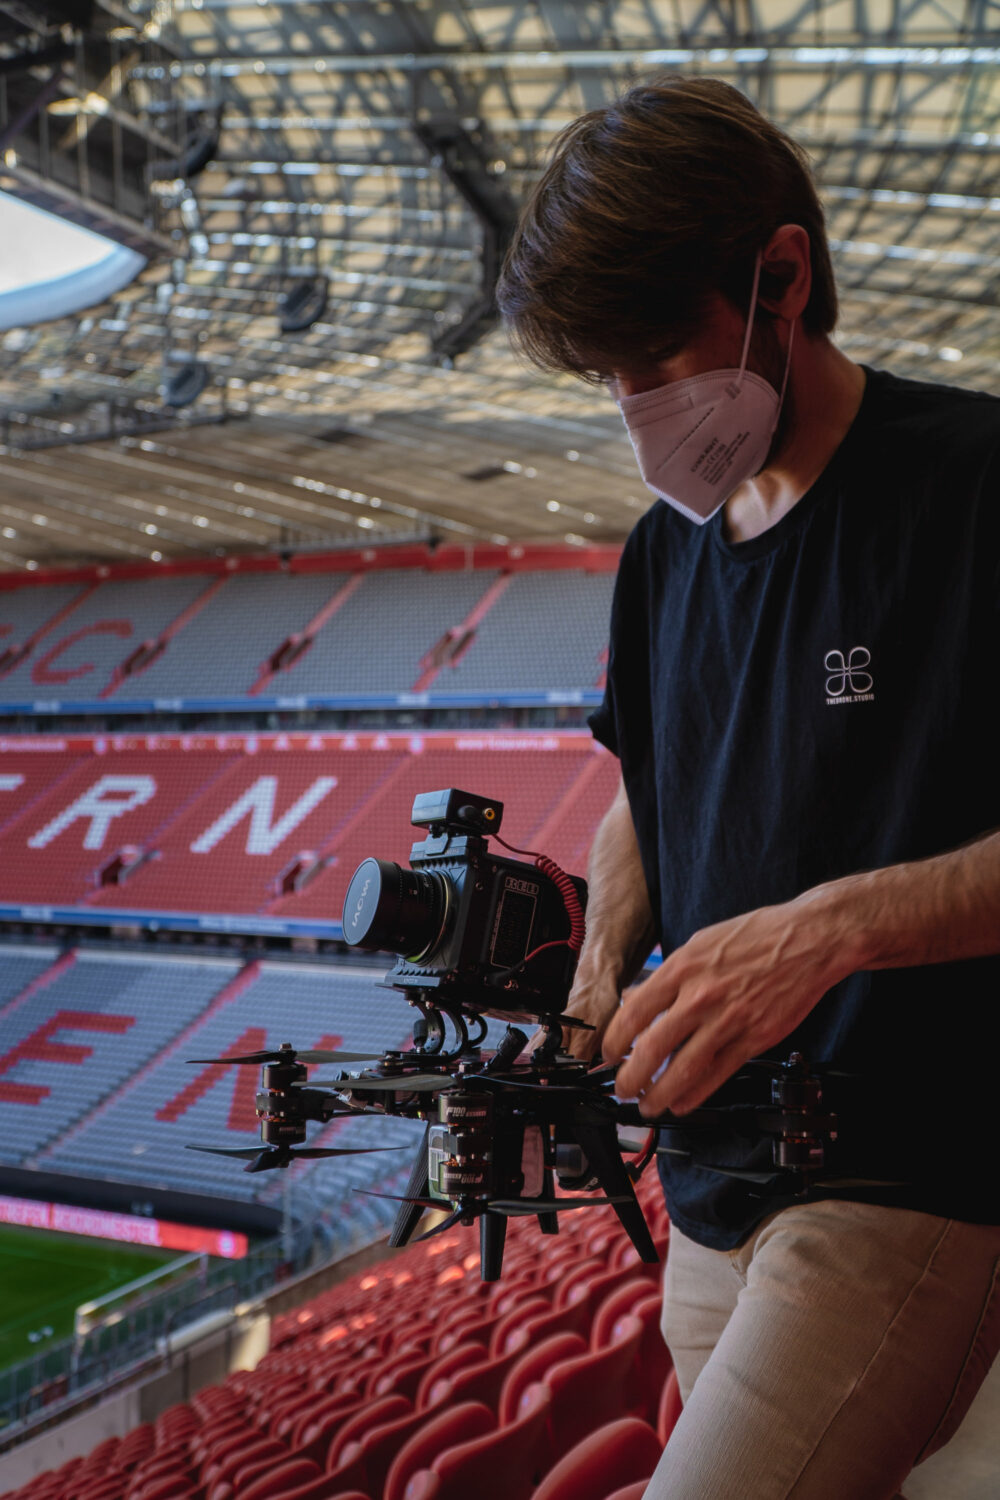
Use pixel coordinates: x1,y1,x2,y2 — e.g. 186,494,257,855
27,776,157,850
190,776,337,856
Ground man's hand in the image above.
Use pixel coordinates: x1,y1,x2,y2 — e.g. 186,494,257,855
549,959,623,1063
602,891,857,1116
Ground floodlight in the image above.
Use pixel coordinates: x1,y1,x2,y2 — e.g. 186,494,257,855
279,276,328,333
164,360,210,408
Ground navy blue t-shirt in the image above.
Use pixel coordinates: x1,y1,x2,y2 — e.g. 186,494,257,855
589,366,1000,1250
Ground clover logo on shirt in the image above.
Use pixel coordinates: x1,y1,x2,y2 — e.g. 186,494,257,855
824,646,873,699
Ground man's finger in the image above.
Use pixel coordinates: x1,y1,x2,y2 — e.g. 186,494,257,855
609,983,712,1090
603,967,680,1062
636,1034,749,1118
613,1005,700,1101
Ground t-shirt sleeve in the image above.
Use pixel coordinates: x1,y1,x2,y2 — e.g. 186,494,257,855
586,526,647,759
587,686,618,757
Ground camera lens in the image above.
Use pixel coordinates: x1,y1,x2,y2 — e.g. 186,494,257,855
342,858,451,961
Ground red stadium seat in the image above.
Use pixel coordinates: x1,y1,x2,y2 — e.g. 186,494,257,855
530,1418,662,1500
235,1458,324,1500
405,1380,552,1500
488,1295,552,1356
74,1483,130,1500
657,1368,683,1447
206,1451,303,1500
325,1393,412,1471
202,1437,288,1490
411,1339,488,1407
127,1462,195,1496
499,1296,591,1355
542,1314,645,1461
626,1292,674,1420
609,1238,661,1279
364,1343,442,1398
498,1331,588,1425
287,1386,365,1446
382,1401,495,1500
556,1262,639,1336
131,1480,198,1500
590,1277,658,1342
288,1394,368,1465
420,1338,527,1413
327,1403,430,1497
191,1419,247,1462
552,1255,605,1301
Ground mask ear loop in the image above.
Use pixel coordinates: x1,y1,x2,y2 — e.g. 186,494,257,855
735,251,764,387
737,251,796,422
774,317,795,411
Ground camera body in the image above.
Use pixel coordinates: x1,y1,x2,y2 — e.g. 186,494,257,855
342,788,586,1024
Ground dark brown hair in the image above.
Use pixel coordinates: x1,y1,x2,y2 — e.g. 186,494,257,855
497,76,837,381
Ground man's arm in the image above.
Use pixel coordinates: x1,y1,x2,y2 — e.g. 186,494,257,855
603,830,1000,1116
558,775,658,1061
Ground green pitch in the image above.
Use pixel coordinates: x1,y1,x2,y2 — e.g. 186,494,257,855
0,1224,175,1373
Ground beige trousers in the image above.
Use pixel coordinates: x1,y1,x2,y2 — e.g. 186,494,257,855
644,1198,1000,1500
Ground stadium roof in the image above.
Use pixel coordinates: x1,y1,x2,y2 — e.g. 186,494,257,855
1,0,998,569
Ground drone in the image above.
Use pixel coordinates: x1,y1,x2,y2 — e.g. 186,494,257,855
188,789,893,1281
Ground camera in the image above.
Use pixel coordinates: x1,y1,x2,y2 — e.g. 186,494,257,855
342,788,587,1025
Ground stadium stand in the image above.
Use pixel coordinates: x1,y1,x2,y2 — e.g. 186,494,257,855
0,735,617,924
269,739,599,924
0,947,59,1009
0,952,241,1163
0,584,92,682
236,568,498,698
0,749,248,906
38,960,425,1207
0,550,618,709
0,549,639,1492
0,1171,674,1500
114,572,356,701
0,578,214,704
439,571,615,694
86,747,408,917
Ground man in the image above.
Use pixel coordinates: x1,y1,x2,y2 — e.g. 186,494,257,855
498,77,1000,1498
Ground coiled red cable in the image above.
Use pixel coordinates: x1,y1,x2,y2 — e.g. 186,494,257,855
491,834,586,963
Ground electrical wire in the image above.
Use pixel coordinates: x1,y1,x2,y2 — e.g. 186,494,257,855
489,831,586,968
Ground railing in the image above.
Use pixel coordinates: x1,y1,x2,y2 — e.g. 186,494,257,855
0,1233,293,1440
75,1252,205,1339
0,1187,402,1447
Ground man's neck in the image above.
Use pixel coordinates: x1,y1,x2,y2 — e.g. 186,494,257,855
722,339,866,544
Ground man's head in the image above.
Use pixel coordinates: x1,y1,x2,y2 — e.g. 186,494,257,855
497,76,836,385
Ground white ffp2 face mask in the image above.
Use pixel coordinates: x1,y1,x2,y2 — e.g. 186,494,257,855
617,255,795,525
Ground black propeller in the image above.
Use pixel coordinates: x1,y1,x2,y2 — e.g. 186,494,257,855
188,1047,380,1066
188,1143,397,1161
332,1073,456,1094
412,1206,470,1241
410,1191,633,1243
488,1195,633,1213
355,1189,443,1211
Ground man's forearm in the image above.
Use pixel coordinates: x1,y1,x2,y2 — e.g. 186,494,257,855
808,828,1000,973
604,827,1000,1114
577,778,657,987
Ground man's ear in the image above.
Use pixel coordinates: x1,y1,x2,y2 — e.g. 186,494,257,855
760,224,811,320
